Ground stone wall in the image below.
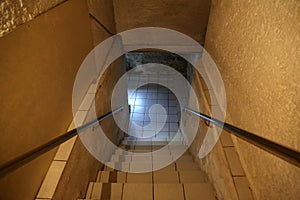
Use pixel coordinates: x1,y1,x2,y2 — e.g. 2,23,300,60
113,0,211,44
0,0,66,37
204,0,300,199
52,57,126,200
188,71,240,200
0,0,93,199
41,0,127,199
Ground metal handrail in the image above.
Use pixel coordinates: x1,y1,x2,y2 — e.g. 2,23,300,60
183,107,300,168
0,106,124,178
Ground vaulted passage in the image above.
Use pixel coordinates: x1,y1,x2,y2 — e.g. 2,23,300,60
0,1,299,200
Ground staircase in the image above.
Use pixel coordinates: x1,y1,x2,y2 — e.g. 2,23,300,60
80,136,216,200
79,79,216,199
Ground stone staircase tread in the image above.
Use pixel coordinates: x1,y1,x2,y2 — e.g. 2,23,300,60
184,183,216,200
86,183,215,200
114,149,190,155
155,163,176,171
123,183,153,200
127,172,153,183
153,171,179,183
110,154,196,163
179,170,208,183
175,155,194,163
85,182,93,198
90,182,123,200
83,137,215,200
176,162,199,171
154,183,185,200
95,171,207,183
91,182,102,199
97,171,127,183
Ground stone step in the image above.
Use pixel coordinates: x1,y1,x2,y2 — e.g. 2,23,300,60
81,137,215,200
104,160,201,172
176,161,200,171
154,183,184,200
96,171,127,183
123,133,183,141
83,183,216,200
179,170,208,183
121,141,166,146
110,154,176,162
121,141,185,146
123,138,168,142
107,147,196,171
86,182,123,200
122,183,152,200
122,138,185,142
96,170,207,184
109,154,193,163
105,163,178,172
153,171,179,183
184,183,216,200
114,147,190,156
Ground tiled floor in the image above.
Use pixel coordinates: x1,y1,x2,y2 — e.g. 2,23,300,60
128,83,181,139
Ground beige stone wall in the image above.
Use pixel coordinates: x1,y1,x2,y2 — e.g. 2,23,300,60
53,137,102,199
0,0,93,199
88,0,116,34
189,71,239,200
53,57,126,200
0,0,66,37
95,57,127,143
205,0,300,199
51,1,126,199
112,0,211,44
87,0,126,147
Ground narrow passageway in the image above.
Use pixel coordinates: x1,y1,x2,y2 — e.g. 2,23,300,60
1,1,299,200
124,58,191,146
79,56,217,200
